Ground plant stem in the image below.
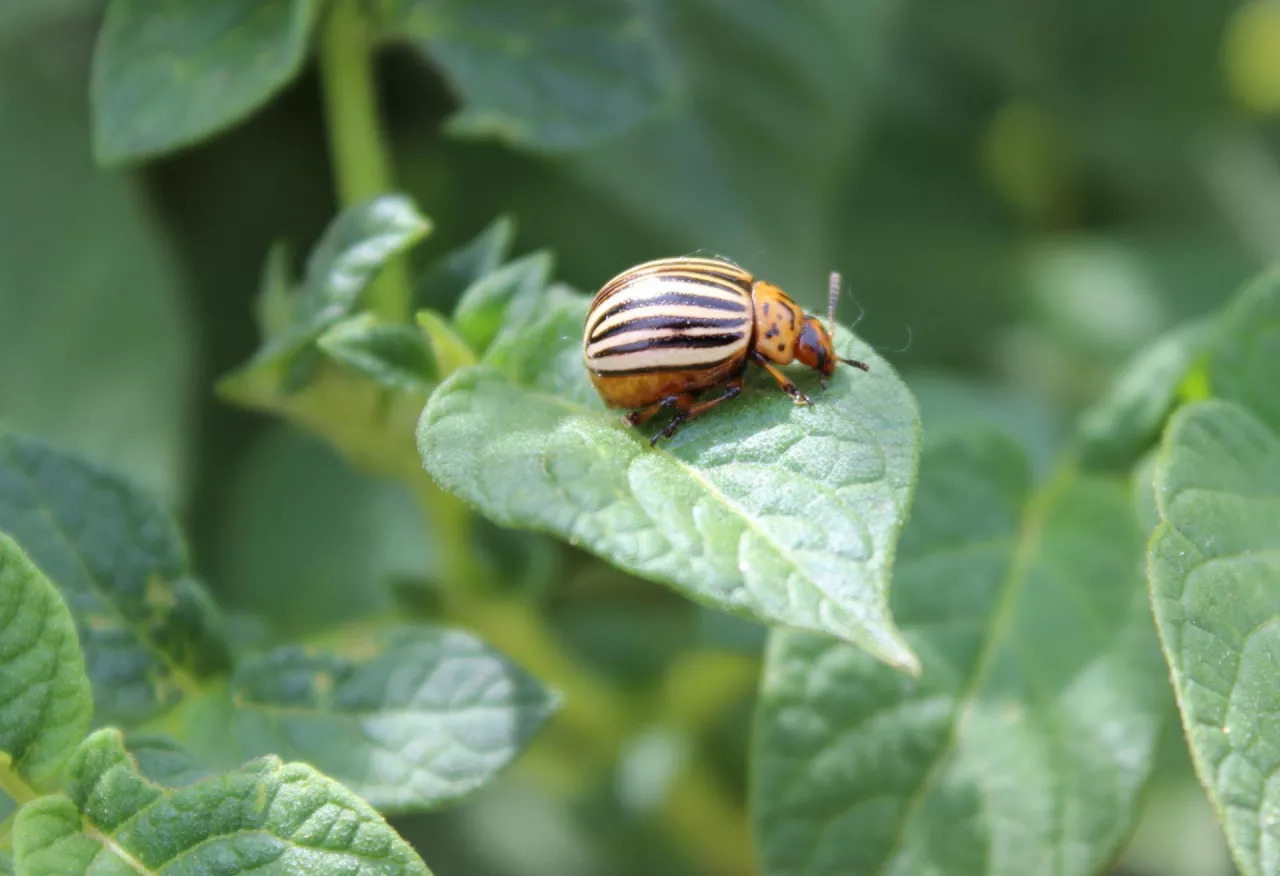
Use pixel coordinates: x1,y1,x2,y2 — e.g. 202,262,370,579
317,0,411,322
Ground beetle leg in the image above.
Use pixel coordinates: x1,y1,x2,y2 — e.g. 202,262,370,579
750,350,812,406
651,379,744,446
624,394,687,428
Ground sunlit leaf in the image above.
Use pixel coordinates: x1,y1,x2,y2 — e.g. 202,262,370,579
419,289,922,672
1149,400,1280,876
12,729,431,874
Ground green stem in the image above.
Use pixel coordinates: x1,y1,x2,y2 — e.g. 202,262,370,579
0,764,36,808
318,0,411,322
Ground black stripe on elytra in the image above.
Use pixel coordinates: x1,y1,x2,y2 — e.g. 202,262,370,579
591,332,745,358
592,289,748,327
590,314,748,344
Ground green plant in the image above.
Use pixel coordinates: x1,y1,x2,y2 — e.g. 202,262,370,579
4,0,1280,874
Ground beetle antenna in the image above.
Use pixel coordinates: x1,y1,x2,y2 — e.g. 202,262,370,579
828,271,840,340
829,271,870,370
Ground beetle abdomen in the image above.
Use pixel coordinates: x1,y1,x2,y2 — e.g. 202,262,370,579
584,258,754,377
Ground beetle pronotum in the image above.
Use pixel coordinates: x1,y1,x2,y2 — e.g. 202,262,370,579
582,256,869,444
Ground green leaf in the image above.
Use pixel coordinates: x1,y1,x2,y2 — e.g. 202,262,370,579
0,55,195,505
0,533,91,796
1205,265,1280,435
419,290,922,673
0,430,230,726
567,0,902,289
415,310,478,378
317,314,437,395
213,425,430,637
229,625,557,812
1076,317,1215,468
1148,399,1280,876
753,430,1168,875
376,0,667,151
413,214,515,312
13,729,431,874
0,849,11,874
451,252,553,356
124,734,214,788
219,196,432,476
90,0,321,165
10,797,100,875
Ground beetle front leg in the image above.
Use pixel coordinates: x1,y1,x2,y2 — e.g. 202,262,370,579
750,351,812,405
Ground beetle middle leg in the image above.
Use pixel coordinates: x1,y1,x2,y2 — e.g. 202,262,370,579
623,394,691,428
750,350,812,405
651,378,744,446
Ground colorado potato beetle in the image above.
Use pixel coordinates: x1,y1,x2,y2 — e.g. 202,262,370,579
582,256,869,444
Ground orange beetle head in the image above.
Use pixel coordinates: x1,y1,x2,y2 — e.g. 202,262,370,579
796,316,838,378
802,272,870,386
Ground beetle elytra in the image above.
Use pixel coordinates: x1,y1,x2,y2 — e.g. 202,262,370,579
582,257,868,444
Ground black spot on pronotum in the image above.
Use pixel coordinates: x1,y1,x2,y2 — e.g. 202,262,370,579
776,343,785,352
762,301,771,315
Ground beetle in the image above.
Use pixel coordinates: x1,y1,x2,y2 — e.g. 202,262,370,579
582,256,869,444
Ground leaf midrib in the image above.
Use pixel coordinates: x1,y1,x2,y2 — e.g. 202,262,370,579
869,467,1071,876
495,375,911,663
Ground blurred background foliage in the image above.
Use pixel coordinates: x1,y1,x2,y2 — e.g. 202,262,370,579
2,0,1274,872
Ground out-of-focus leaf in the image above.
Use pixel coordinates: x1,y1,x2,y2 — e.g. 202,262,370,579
419,290,923,673
91,0,321,164
1205,265,1280,434
1148,399,1280,876
0,533,91,795
414,214,515,312
229,625,558,812
219,196,432,476
376,0,667,151
0,60,194,504
754,430,1167,875
568,0,903,294
909,372,1066,477
1076,317,1215,469
452,252,553,356
213,425,430,636
0,430,230,726
12,729,431,874
415,310,478,378
317,314,437,395
124,734,214,789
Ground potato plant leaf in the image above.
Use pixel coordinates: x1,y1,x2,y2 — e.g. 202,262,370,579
228,625,558,811
219,196,432,477
1205,265,1280,435
1148,400,1280,876
753,430,1167,875
418,289,922,673
317,314,437,396
91,0,321,164
1075,316,1215,469
374,0,667,151
12,729,431,874
0,534,91,796
0,430,230,726
413,214,515,312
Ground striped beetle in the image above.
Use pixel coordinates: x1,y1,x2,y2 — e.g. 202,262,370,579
583,256,869,444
